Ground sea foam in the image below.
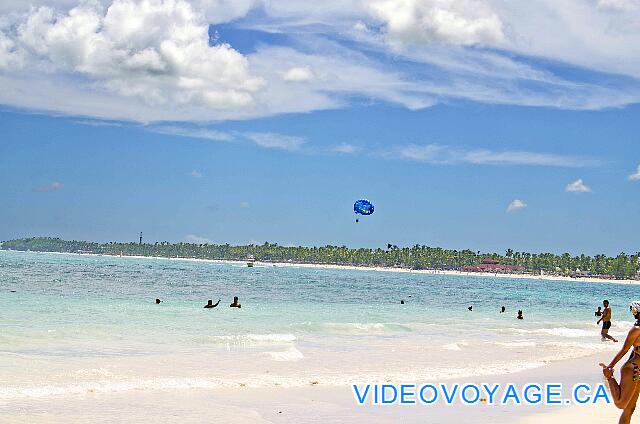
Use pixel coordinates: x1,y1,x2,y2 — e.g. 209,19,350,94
262,346,305,362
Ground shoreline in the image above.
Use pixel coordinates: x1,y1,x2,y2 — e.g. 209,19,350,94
3,248,639,286
0,353,620,424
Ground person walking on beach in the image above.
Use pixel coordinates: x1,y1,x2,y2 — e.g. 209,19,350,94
599,301,640,424
598,299,618,342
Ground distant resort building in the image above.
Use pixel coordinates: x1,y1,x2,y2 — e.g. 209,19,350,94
570,269,592,278
463,258,525,274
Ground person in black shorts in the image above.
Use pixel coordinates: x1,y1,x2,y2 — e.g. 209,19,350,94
597,299,618,342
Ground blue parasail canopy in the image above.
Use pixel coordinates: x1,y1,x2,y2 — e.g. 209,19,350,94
354,199,374,216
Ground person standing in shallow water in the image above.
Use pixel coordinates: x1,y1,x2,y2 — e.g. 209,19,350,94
598,300,619,342
517,310,523,320
595,306,602,317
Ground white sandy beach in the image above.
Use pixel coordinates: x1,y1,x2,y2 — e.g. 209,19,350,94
1,353,621,424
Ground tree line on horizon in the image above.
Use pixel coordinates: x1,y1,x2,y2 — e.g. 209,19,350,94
1,237,639,279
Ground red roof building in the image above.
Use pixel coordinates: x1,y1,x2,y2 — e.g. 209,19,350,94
463,258,525,274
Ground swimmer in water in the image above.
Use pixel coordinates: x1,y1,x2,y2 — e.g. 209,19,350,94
155,298,162,304
517,310,524,320
230,296,241,308
204,299,221,309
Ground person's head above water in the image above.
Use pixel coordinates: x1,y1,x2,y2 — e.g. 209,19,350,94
155,298,161,304
230,296,241,308
204,299,221,308
468,306,473,311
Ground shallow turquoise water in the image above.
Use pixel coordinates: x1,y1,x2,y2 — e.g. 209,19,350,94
0,250,634,397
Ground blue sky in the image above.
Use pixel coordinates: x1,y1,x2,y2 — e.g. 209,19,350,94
1,0,639,255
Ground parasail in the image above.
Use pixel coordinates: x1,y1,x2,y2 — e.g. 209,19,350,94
354,199,374,222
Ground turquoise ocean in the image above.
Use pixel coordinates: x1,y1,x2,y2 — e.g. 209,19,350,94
0,250,634,400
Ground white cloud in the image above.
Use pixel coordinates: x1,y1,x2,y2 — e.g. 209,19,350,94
332,143,359,154
0,0,80,15
565,178,592,193
597,0,638,11
74,119,123,127
244,132,305,151
0,32,23,70
393,144,597,167
283,66,315,82
239,201,250,208
353,21,369,32
248,44,435,113
506,199,526,213
370,0,504,47
364,0,640,80
150,126,234,141
629,165,640,181
2,0,640,122
0,0,264,120
250,1,640,109
190,170,202,178
490,2,640,79
33,181,64,192
197,0,260,24
147,124,305,152
184,234,213,244
241,0,640,79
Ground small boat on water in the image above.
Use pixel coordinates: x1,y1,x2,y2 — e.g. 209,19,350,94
246,255,255,267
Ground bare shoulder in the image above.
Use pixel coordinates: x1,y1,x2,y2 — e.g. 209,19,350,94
628,325,640,340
